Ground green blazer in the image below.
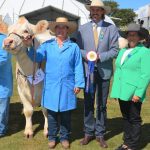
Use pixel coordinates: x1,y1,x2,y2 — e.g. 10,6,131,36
110,44,150,102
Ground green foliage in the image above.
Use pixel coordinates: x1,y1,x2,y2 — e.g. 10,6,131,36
113,9,137,27
103,0,119,14
103,0,136,27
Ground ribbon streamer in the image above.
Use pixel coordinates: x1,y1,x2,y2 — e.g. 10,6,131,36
85,61,95,94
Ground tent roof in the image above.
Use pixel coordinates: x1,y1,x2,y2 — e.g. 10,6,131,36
21,5,80,24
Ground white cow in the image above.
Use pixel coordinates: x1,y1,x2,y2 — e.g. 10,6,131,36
3,17,52,138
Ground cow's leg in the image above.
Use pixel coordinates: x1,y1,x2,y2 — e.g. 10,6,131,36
17,76,34,138
42,107,48,137
23,103,33,138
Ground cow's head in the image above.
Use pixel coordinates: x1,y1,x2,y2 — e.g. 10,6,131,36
3,17,50,55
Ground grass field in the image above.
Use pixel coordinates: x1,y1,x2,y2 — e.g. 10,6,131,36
0,57,150,150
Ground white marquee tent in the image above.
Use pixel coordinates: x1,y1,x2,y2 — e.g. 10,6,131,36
0,0,114,25
135,4,150,29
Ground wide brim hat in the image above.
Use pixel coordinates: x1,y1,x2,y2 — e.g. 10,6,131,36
49,17,77,35
123,23,148,39
85,0,111,14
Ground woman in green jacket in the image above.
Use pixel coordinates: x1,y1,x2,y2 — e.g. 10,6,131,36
111,23,150,150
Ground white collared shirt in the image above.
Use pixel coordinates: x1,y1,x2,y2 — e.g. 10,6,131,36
55,37,70,48
92,20,103,37
121,48,133,65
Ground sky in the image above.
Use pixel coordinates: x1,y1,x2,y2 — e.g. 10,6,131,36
114,0,150,10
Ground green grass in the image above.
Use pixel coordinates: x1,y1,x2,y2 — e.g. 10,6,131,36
0,57,150,150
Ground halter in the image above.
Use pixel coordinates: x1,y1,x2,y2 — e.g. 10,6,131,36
8,32,33,40
8,32,33,51
8,32,24,39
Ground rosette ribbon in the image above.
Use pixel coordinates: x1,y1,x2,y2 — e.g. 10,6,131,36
85,51,97,94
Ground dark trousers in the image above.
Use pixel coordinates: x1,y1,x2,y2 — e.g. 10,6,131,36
47,109,71,142
119,100,142,150
0,97,10,135
84,69,110,137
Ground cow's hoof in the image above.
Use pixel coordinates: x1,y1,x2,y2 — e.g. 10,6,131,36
28,134,33,139
24,134,33,139
44,133,48,138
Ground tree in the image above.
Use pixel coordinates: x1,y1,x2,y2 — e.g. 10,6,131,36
103,0,136,27
112,9,137,27
103,0,119,15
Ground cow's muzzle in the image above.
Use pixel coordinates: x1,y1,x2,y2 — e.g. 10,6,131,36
3,38,14,48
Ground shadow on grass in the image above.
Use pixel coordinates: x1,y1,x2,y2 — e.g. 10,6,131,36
6,100,150,150
71,98,124,142
7,102,44,137
71,98,84,142
139,123,150,149
105,117,123,140
7,100,84,139
71,98,150,150
7,102,24,136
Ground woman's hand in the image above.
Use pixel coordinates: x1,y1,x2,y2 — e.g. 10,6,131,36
74,87,81,94
22,33,33,47
132,95,140,103
23,38,33,47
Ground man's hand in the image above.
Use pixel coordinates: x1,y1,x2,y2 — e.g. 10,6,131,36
96,53,100,62
74,87,81,94
132,95,140,103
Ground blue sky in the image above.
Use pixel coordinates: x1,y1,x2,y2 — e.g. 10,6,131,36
114,0,150,10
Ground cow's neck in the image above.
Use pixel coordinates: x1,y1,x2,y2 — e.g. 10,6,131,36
16,47,38,76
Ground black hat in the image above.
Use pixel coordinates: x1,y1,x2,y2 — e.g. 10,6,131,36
140,27,149,39
124,23,147,39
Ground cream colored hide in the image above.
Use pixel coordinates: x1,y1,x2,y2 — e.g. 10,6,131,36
118,37,128,49
3,17,52,138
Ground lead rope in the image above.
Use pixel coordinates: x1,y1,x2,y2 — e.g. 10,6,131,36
31,38,36,107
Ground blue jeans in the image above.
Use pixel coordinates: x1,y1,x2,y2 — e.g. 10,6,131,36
0,97,10,136
48,110,71,142
84,69,110,137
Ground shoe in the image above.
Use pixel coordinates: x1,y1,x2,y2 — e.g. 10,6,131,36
61,140,70,149
48,141,56,149
80,135,94,145
96,137,108,148
115,144,128,150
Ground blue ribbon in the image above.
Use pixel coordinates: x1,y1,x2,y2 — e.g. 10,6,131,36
85,61,95,94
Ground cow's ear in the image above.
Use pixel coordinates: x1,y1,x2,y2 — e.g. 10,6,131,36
17,16,28,24
0,15,2,22
35,20,49,34
0,16,8,34
118,37,128,49
0,21,8,34
29,24,36,34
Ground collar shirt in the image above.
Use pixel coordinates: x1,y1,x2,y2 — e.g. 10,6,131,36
92,20,103,37
121,48,134,65
55,37,70,48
